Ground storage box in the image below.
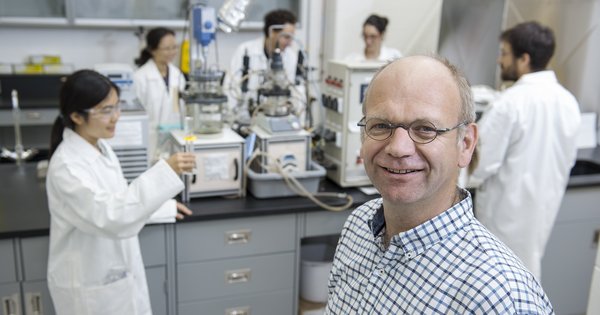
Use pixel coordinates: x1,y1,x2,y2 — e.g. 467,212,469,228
247,161,325,198
300,243,335,303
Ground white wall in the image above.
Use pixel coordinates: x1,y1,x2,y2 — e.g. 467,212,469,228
322,0,442,64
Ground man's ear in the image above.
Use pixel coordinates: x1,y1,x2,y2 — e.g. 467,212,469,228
517,52,532,74
458,123,478,168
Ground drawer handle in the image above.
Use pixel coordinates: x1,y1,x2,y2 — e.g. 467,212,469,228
30,293,42,315
3,295,18,315
225,268,251,284
225,306,250,315
226,229,251,244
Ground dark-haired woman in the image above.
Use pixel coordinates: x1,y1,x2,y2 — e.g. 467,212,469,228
345,14,402,62
46,70,194,315
133,27,186,163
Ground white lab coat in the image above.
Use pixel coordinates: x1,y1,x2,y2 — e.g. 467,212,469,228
225,37,299,111
134,59,186,163
46,128,184,315
470,70,581,279
344,46,402,63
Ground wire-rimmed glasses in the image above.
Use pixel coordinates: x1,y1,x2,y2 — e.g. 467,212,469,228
357,117,468,144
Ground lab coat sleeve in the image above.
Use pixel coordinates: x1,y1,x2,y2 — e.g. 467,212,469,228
133,70,149,110
225,45,245,110
469,100,516,186
147,199,177,224
52,159,184,239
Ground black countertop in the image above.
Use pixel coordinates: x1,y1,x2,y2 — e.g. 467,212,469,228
2,146,600,239
0,163,373,239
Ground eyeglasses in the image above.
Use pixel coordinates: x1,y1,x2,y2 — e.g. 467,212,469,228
83,103,121,118
362,33,381,40
357,117,468,144
158,45,179,51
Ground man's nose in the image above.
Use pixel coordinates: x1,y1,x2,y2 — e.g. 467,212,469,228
384,127,416,157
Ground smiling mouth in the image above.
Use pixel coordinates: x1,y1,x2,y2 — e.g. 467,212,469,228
384,167,421,174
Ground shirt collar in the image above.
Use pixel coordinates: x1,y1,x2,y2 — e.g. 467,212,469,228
516,70,557,85
62,128,107,162
369,189,474,257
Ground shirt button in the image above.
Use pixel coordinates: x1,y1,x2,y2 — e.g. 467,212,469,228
406,251,415,259
379,267,386,275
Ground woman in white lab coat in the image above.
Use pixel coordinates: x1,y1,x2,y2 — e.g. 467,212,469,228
345,14,402,62
134,27,186,163
46,70,195,315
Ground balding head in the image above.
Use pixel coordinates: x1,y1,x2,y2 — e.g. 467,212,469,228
363,55,475,126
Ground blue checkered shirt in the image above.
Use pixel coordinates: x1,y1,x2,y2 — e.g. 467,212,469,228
326,190,554,314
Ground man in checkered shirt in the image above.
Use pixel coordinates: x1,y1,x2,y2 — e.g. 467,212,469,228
325,55,553,314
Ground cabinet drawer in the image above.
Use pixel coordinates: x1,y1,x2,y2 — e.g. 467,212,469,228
0,239,16,283
303,210,351,237
178,288,294,315
145,266,166,315
139,224,166,266
557,187,600,222
21,236,49,281
177,252,294,302
176,214,296,262
22,280,56,315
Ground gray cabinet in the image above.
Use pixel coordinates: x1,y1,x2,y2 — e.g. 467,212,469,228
20,237,55,315
175,214,297,315
542,186,600,315
139,225,169,315
0,239,20,315
301,210,351,238
0,283,21,315
10,224,168,315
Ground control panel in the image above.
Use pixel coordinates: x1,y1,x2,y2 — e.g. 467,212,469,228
320,60,383,187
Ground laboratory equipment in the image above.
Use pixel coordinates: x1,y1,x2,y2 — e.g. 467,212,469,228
94,63,138,106
246,49,327,200
217,0,252,33
182,4,227,135
94,64,150,182
0,74,64,158
0,90,38,164
320,60,383,187
105,101,150,182
249,48,309,177
170,129,245,198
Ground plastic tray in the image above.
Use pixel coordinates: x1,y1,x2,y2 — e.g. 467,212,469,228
247,161,325,198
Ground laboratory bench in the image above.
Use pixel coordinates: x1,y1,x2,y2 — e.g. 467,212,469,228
1,146,600,315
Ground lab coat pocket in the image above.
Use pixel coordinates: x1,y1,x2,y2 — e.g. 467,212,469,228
84,272,137,315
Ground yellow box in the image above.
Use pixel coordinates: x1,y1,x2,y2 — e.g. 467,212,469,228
13,64,44,74
27,55,62,65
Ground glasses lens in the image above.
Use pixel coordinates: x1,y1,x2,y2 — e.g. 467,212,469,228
365,118,393,140
99,104,120,117
409,120,438,143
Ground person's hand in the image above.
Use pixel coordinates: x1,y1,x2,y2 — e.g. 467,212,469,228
176,202,193,220
166,152,196,174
